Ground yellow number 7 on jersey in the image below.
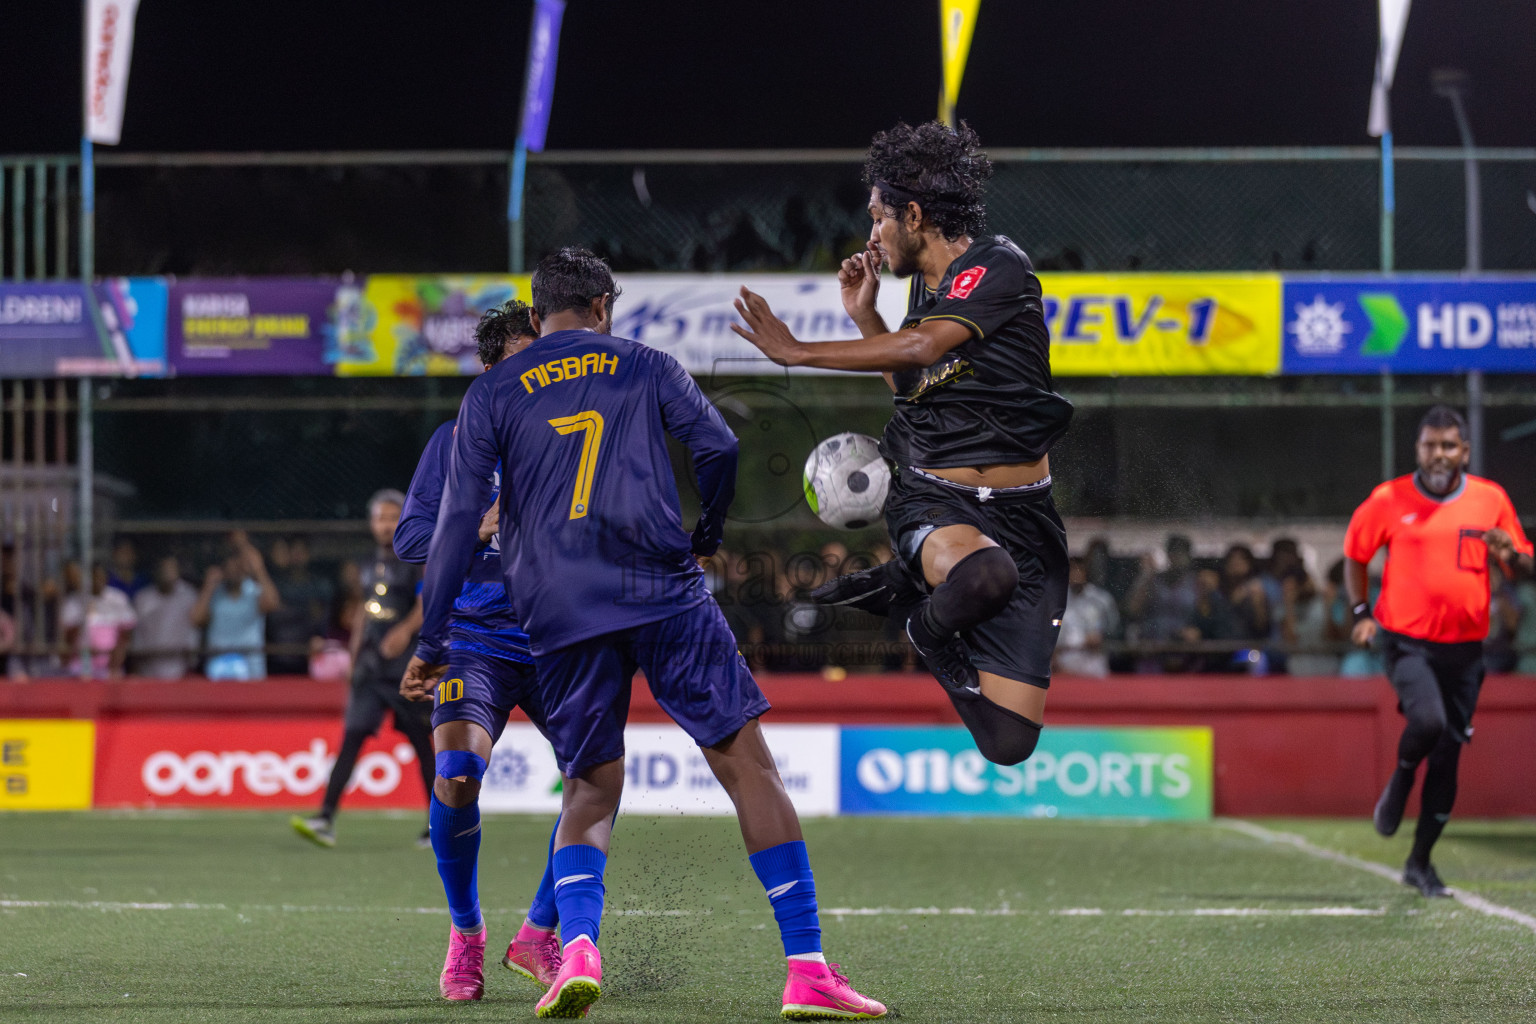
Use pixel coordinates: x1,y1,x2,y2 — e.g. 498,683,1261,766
548,410,605,519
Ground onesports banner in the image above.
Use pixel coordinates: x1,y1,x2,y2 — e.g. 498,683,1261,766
839,726,1213,819
1282,277,1536,373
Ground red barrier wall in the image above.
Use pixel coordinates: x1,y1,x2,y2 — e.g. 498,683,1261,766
4,674,1533,817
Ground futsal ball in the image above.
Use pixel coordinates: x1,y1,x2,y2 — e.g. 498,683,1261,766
803,433,890,530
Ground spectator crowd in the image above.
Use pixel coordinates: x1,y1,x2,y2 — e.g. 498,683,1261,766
3,529,1534,681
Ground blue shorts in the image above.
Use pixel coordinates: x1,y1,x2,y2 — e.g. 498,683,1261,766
431,647,545,745
535,604,771,778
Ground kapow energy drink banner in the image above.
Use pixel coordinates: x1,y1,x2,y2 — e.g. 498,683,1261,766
334,275,534,376
1040,274,1282,376
839,726,1213,819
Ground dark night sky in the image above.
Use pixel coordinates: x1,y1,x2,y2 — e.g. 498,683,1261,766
4,0,1533,154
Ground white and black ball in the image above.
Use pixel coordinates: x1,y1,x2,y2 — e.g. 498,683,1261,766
802,432,890,530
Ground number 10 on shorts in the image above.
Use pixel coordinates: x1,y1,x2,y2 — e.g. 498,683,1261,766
437,678,464,703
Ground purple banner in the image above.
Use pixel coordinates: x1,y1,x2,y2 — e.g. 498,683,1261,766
519,0,565,152
0,279,166,378
168,279,339,376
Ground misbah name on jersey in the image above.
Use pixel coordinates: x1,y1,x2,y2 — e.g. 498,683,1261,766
521,351,621,393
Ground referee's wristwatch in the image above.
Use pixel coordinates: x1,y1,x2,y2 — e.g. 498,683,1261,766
1351,602,1373,625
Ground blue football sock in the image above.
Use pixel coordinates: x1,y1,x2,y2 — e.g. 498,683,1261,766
430,793,483,931
552,844,607,946
526,814,560,930
749,840,822,956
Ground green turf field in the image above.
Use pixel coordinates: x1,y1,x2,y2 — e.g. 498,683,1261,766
2,813,1533,1023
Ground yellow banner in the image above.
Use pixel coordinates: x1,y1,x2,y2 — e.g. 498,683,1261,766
939,0,981,125
1043,274,1282,375
0,720,95,811
335,274,534,376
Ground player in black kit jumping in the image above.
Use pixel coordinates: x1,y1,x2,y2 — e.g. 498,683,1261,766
733,121,1071,767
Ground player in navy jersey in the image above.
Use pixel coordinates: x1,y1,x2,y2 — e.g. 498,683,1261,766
733,121,1072,769
407,249,885,1021
393,300,565,1001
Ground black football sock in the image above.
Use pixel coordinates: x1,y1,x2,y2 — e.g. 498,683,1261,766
1410,732,1462,866
927,547,1019,635
947,690,1042,766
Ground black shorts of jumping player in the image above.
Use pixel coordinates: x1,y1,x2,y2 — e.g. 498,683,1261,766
884,464,1068,689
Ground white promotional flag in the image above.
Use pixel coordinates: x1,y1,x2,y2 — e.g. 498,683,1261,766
1367,0,1411,137
84,0,142,145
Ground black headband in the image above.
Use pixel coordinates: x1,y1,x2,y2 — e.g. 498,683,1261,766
873,179,966,214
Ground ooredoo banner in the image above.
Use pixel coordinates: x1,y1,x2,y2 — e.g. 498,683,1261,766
167,279,340,375
93,718,428,809
838,726,1213,819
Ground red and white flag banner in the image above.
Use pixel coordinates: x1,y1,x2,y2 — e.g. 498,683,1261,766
85,0,142,145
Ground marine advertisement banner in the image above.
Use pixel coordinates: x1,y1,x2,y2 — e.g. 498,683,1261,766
478,723,840,817
0,279,166,377
167,278,339,376
838,726,1213,819
334,275,533,376
1282,277,1536,374
1038,274,1282,376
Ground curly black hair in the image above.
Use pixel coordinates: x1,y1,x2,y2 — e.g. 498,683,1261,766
474,299,537,367
862,121,993,241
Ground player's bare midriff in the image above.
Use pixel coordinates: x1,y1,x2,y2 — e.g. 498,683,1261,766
919,454,1050,489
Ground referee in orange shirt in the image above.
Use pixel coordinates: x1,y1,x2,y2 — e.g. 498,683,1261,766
1344,405,1533,897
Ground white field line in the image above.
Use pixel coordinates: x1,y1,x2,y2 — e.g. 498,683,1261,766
1,899,1384,919
1220,818,1536,937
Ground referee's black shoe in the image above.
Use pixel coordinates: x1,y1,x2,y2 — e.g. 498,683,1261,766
1403,858,1451,898
811,559,924,618
1373,766,1415,837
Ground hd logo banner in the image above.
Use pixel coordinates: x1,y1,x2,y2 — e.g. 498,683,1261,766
839,726,1213,820
1282,277,1536,373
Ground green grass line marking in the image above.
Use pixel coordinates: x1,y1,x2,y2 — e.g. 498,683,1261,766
1220,818,1536,937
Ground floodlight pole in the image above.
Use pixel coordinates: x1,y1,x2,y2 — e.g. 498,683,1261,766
78,0,95,678
1378,130,1395,482
1433,68,1484,475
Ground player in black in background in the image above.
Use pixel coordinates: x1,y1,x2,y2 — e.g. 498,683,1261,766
733,121,1072,767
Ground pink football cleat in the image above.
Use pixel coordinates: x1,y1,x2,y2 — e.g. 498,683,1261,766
503,921,563,987
781,960,887,1020
534,936,602,1019
439,926,486,1001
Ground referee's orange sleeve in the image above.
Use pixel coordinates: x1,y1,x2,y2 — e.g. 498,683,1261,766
1343,483,1391,564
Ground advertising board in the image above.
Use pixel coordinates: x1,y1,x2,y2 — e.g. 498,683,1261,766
1282,277,1536,373
838,726,1213,819
92,718,427,809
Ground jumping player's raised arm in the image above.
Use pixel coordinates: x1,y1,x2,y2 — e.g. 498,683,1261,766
416,378,498,666
651,351,739,557
732,287,972,372
394,421,455,565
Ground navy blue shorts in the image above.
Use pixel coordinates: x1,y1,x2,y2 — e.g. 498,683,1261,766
431,647,545,745
535,604,772,778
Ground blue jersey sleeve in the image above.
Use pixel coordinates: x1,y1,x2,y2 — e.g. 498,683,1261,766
653,352,739,556
394,421,455,564
416,380,499,664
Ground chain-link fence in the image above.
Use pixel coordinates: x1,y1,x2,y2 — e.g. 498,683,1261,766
5,148,1533,277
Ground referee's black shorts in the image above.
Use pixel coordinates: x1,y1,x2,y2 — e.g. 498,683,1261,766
343,648,432,736
884,465,1068,689
1379,629,1485,743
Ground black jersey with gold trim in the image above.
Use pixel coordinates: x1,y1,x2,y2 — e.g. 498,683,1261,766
882,235,1073,469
